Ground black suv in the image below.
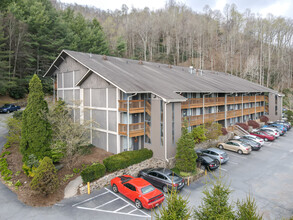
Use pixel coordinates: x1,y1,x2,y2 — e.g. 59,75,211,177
138,168,185,193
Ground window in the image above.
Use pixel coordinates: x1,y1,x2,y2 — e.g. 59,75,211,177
172,103,175,144
157,174,167,180
124,183,136,191
149,172,157,177
160,100,164,147
141,185,155,194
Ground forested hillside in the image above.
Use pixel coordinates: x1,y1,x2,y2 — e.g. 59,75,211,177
1,0,293,99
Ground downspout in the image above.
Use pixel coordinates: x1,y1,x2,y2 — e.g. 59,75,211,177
127,93,137,151
164,102,169,162
241,94,244,122
255,93,257,120
202,93,212,125
224,94,227,128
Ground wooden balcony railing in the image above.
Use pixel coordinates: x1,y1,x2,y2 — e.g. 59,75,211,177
145,123,151,138
146,101,151,116
119,100,144,113
183,106,265,126
181,95,265,109
118,122,145,137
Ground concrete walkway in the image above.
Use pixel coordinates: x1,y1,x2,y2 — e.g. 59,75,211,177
64,176,83,199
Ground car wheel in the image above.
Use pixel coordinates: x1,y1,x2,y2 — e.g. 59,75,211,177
135,199,143,209
215,159,220,165
218,145,223,149
7,110,10,114
162,185,168,193
264,138,268,141
112,184,118,193
237,150,243,155
200,165,206,170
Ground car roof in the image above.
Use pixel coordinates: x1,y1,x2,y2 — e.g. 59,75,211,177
207,148,224,153
128,178,152,188
152,168,172,175
201,156,214,161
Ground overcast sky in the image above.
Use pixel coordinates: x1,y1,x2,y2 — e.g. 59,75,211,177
59,0,293,19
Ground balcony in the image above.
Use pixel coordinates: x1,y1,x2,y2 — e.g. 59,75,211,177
118,122,145,137
119,100,144,114
183,106,265,126
181,95,265,109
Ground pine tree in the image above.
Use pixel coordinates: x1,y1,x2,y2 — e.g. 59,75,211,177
194,178,235,220
30,157,59,195
175,131,197,173
20,74,52,162
236,195,263,220
155,188,192,220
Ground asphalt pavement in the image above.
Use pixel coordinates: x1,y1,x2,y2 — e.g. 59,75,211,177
0,111,293,220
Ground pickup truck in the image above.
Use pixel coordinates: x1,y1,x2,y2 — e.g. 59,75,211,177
0,104,21,113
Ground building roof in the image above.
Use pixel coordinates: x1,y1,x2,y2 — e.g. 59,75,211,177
44,50,278,102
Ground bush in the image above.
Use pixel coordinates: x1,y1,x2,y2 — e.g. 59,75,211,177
175,131,197,173
30,157,59,195
6,116,22,145
103,148,153,172
221,127,228,135
191,126,207,144
4,143,11,149
260,115,269,124
12,111,23,119
0,158,13,181
15,180,22,187
248,120,260,129
155,188,192,220
204,122,222,140
8,85,27,99
236,123,249,131
81,162,106,183
1,151,11,157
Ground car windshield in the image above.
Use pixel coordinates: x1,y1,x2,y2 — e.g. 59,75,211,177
141,185,155,194
168,172,181,182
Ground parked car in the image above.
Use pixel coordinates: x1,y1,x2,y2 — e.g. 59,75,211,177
196,155,219,170
217,140,252,155
232,138,261,151
250,131,275,141
138,168,185,193
195,148,229,164
111,175,165,209
259,127,280,137
241,135,265,146
274,121,291,130
0,104,21,113
266,123,287,132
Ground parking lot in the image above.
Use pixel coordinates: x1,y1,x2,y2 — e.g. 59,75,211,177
60,129,293,220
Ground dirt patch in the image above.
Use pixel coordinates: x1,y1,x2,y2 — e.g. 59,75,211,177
0,95,27,107
0,143,113,207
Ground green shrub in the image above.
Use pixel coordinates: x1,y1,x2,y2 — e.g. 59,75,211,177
103,148,153,172
13,111,23,120
6,116,22,145
1,151,11,157
4,143,11,149
51,141,66,163
78,144,95,155
0,158,13,181
15,180,22,187
191,126,207,144
81,162,106,183
30,157,59,195
8,85,27,99
63,174,74,182
73,168,80,174
22,164,37,177
204,121,223,140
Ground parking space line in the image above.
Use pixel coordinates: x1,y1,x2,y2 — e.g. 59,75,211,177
226,153,247,159
219,168,227,172
72,191,109,207
228,161,238,165
128,209,137,214
104,188,151,218
76,206,149,218
94,198,119,209
114,204,130,212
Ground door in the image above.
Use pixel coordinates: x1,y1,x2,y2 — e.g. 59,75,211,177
146,171,159,187
123,183,137,201
225,142,234,151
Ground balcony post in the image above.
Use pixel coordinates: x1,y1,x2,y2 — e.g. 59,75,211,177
242,94,244,122
202,95,205,124
255,94,257,120
225,94,227,127
127,93,137,151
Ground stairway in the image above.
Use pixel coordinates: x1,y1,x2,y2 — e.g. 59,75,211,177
233,124,250,136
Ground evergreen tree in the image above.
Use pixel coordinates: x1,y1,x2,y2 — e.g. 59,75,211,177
236,195,263,220
175,131,197,173
155,188,192,220
115,36,126,57
0,14,9,89
20,74,52,162
194,178,235,220
30,157,59,195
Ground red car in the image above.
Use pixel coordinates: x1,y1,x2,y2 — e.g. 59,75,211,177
111,175,165,209
250,131,275,141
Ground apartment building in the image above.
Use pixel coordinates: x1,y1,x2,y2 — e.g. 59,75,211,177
44,50,282,160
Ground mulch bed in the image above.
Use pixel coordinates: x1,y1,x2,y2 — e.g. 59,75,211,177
0,143,112,207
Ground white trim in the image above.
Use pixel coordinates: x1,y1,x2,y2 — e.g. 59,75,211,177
57,87,80,91
116,88,120,154
92,127,117,135
75,69,91,86
90,88,93,143
82,106,117,111
80,89,84,123
106,88,109,151
62,72,64,99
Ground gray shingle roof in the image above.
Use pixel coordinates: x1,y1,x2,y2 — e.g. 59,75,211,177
44,50,278,102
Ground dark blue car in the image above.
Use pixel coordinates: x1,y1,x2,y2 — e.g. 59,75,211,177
0,104,21,113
